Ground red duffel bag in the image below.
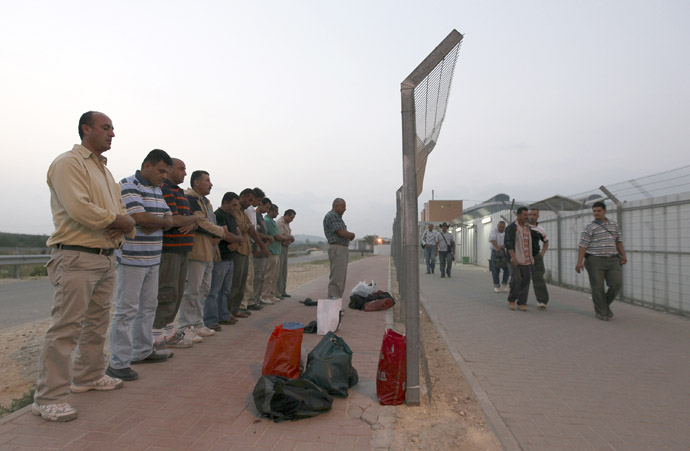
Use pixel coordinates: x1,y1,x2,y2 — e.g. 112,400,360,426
262,322,304,379
376,328,406,405
363,297,395,312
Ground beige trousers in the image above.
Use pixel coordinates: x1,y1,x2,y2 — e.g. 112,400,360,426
241,253,255,308
35,248,116,404
327,244,349,299
261,254,280,300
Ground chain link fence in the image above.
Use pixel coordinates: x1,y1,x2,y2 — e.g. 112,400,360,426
393,29,463,405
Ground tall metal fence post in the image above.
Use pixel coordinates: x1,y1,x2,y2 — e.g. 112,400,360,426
401,79,421,406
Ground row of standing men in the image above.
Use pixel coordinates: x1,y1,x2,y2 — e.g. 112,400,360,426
33,111,296,422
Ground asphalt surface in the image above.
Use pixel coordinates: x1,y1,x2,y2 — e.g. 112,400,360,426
0,253,328,331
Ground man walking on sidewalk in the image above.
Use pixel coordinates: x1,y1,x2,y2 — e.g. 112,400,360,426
324,198,355,299
528,208,550,309
421,223,437,274
489,220,509,292
575,201,627,321
436,223,455,278
35,111,135,422
505,207,533,311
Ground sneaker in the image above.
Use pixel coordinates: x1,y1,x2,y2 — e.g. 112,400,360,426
165,331,194,348
234,310,249,318
502,284,509,292
183,327,203,343
518,305,527,311
508,302,516,310
208,324,222,332
152,342,175,358
494,287,501,293
607,310,614,318
271,296,282,303
260,297,274,305
32,402,77,422
106,365,138,381
71,375,123,393
440,275,445,278
131,350,169,364
281,293,292,298
538,303,547,310
595,313,609,321
247,304,263,311
194,326,216,337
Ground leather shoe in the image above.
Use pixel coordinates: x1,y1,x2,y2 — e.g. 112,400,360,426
208,324,222,331
106,365,138,381
219,318,237,325
234,311,249,318
131,350,168,364
281,293,292,298
247,304,263,311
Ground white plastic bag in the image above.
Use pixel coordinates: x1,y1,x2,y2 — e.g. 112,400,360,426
351,280,377,298
317,298,342,335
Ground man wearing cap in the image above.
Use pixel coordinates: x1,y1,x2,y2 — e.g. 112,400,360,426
34,111,135,422
435,223,455,278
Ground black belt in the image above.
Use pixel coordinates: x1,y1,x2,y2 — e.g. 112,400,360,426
57,244,115,256
585,253,618,259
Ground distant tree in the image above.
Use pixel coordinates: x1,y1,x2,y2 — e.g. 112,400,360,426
362,235,377,246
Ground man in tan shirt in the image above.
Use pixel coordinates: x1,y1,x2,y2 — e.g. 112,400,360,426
34,111,135,422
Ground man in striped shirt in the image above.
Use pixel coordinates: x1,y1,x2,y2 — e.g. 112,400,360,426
576,201,627,321
152,158,200,350
106,150,173,382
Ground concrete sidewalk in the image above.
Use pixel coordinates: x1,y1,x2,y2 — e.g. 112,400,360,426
420,262,690,450
0,255,392,450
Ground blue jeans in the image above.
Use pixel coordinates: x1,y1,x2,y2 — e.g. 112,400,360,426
490,249,510,287
423,245,436,273
439,251,453,277
203,259,234,326
109,264,159,369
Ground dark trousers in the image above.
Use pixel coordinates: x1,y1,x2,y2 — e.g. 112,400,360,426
531,254,549,304
153,251,189,329
439,251,453,277
508,264,532,305
489,249,510,287
227,253,249,314
584,255,622,316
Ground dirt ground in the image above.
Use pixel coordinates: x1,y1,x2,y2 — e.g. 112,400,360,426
0,258,501,450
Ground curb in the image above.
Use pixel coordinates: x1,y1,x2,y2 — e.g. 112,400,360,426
420,293,522,451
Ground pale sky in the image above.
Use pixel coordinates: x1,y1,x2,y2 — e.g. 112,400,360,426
1,1,688,239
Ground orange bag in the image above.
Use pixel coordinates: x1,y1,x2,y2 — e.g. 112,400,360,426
262,322,304,379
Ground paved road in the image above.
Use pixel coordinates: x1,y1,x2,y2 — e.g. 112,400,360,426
0,279,55,329
0,254,326,330
420,263,690,450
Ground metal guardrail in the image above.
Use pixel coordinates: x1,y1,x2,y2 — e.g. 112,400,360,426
0,254,51,278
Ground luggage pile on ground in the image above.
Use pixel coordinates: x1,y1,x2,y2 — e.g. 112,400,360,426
348,280,396,311
253,329,358,422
